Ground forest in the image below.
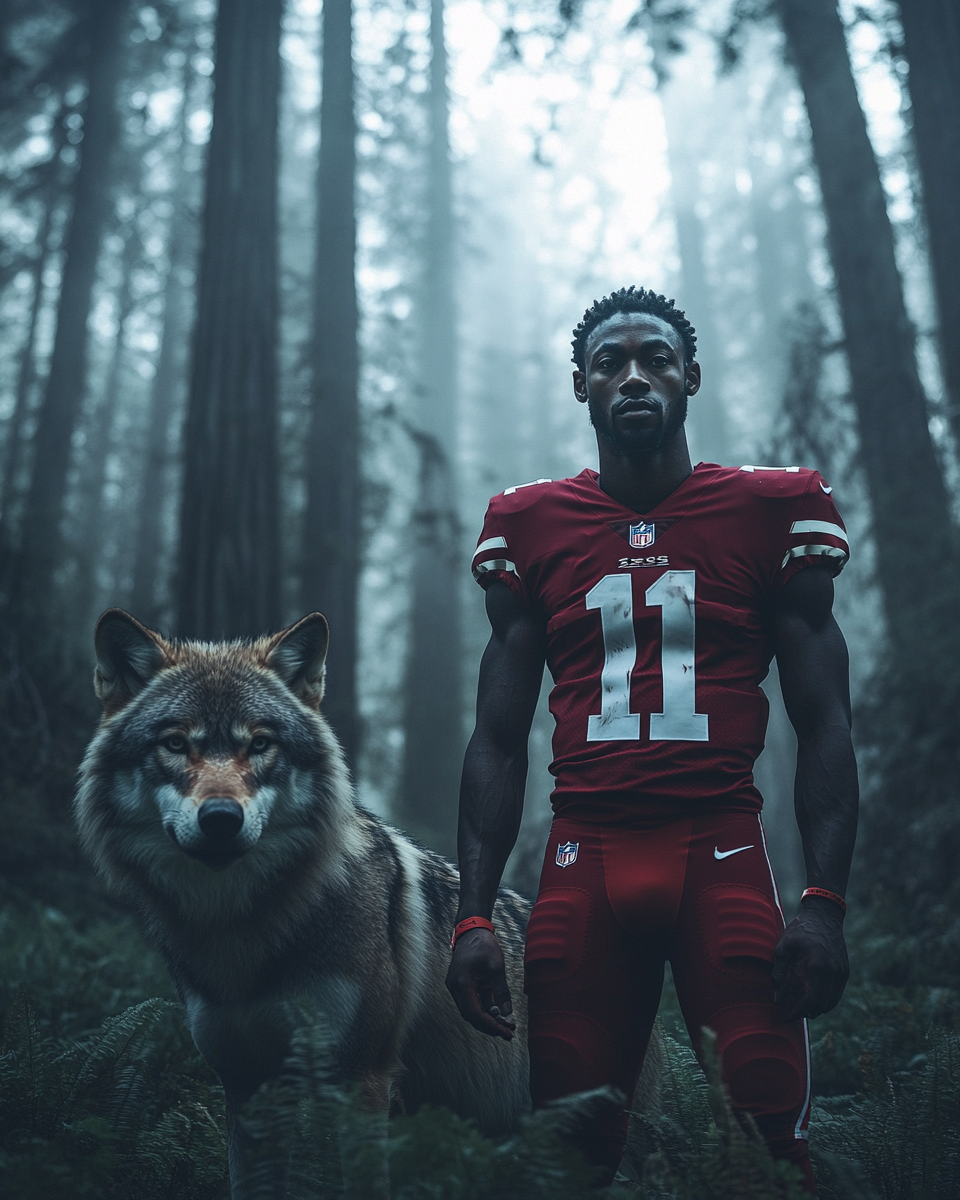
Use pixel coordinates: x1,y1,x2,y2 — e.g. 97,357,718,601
1,0,959,1196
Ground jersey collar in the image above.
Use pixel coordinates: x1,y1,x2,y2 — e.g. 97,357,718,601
576,462,724,521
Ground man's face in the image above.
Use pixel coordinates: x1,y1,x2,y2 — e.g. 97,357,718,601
573,313,701,455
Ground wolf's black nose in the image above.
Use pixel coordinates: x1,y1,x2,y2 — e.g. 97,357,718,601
198,799,245,841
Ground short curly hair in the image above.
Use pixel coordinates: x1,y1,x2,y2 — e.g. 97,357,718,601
571,286,697,370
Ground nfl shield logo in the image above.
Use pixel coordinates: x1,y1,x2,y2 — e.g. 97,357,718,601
630,521,655,549
556,841,579,868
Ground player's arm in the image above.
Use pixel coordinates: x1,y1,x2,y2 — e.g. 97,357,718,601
445,579,547,1040
772,565,859,1021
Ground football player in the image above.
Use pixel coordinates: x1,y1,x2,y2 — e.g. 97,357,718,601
446,287,858,1194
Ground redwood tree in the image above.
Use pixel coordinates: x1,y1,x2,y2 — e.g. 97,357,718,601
896,0,960,441
131,68,200,627
130,204,195,627
654,90,731,461
0,193,56,568
14,0,125,628
302,0,360,760
176,0,284,640
397,0,463,853
72,221,139,628
778,0,957,664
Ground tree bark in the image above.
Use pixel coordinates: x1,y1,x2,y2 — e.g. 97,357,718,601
897,0,960,440
130,210,195,627
779,0,957,659
71,223,139,627
396,0,463,854
648,35,731,465
746,73,816,386
131,74,199,627
14,0,125,626
0,195,55,565
176,0,283,640
302,0,360,762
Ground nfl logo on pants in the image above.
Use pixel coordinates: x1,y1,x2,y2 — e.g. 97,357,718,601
556,841,579,868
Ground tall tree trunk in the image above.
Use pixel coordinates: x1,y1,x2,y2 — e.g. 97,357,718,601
0,196,56,563
897,0,960,439
779,0,957,662
131,74,199,627
176,0,283,640
396,0,462,853
14,0,125,627
0,0,27,110
130,210,195,627
72,224,138,627
747,73,816,385
302,0,359,761
649,36,731,465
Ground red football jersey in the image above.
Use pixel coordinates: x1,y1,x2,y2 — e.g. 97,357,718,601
471,464,849,825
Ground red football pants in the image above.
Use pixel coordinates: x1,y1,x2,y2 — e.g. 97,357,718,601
524,812,814,1193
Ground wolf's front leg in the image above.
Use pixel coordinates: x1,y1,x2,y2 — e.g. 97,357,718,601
337,1070,393,1200
185,994,296,1198
225,1090,288,1200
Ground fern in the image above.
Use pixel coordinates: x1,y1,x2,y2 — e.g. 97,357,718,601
630,1030,811,1200
3,898,960,1198
388,1091,613,1199
0,987,227,1200
0,986,46,1138
55,998,175,1122
811,1026,960,1199
236,1013,346,1200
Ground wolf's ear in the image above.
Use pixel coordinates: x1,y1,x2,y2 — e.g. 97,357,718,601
94,609,168,715
266,613,329,709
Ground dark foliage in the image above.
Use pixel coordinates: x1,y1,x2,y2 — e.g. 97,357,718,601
2,893,959,1198
852,650,960,988
0,891,227,1200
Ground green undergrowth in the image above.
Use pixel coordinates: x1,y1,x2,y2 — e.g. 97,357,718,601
1,893,959,1198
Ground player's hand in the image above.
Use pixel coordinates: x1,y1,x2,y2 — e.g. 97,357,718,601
445,929,516,1040
772,897,849,1022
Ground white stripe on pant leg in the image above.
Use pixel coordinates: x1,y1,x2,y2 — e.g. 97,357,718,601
796,1018,812,1139
756,817,813,1139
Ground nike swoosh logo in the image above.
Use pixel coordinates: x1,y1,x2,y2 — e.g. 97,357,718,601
820,481,833,494
714,845,754,860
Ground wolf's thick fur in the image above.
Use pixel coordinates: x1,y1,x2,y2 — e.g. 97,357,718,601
76,610,531,1195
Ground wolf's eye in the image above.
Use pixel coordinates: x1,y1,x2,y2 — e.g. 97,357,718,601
162,735,188,754
249,736,272,755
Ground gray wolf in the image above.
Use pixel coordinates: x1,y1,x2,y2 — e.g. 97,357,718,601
75,609,530,1196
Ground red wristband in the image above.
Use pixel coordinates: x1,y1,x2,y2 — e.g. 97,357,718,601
451,916,495,950
801,887,847,913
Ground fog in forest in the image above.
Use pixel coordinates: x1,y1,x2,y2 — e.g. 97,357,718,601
2,0,960,1195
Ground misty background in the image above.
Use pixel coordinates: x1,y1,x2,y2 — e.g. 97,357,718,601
1,1,960,1196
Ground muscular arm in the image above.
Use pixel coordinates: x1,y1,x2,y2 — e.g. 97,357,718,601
445,580,546,1039
772,566,859,1020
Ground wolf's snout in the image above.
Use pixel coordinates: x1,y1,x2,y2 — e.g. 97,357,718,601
198,798,245,841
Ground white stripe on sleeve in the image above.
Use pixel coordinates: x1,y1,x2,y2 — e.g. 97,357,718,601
473,535,507,558
503,478,551,495
789,519,848,543
780,544,849,570
472,558,519,581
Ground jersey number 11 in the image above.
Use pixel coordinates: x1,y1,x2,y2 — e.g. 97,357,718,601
586,571,709,742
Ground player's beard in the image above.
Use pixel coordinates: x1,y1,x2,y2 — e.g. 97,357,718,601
587,389,688,456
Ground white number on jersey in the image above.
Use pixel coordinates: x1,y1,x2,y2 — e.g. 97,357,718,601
586,570,709,743
585,575,640,740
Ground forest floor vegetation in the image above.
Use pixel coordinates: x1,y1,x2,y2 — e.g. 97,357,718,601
1,881,958,1199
